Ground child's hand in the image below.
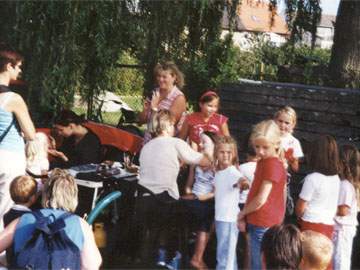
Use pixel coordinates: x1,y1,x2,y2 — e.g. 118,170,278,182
237,212,246,232
285,148,295,163
238,219,246,232
48,135,57,149
233,177,250,191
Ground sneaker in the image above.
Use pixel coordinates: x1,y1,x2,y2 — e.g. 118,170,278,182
156,248,167,267
166,251,181,270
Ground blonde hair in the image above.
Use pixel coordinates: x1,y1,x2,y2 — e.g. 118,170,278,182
250,119,282,156
154,61,185,89
26,132,49,164
214,136,239,169
274,106,297,127
10,175,37,204
148,110,175,137
42,168,78,212
301,230,333,270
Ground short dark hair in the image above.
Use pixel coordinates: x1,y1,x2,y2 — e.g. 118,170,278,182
54,110,86,126
307,135,340,175
261,224,302,270
0,45,24,72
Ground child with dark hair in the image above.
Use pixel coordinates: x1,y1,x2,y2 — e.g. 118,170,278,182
182,131,216,269
179,90,229,148
261,224,302,270
296,135,341,240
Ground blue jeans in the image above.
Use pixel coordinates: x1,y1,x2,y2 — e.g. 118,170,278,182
247,224,269,270
215,221,239,270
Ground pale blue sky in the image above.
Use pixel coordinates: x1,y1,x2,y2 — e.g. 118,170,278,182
279,0,340,15
321,0,340,15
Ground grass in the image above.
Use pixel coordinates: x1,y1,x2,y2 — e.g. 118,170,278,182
73,95,143,126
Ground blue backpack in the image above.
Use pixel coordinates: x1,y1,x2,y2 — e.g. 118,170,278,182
12,210,81,270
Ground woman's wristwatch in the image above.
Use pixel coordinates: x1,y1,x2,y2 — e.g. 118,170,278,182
151,107,159,112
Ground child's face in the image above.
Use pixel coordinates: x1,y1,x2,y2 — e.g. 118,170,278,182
253,137,278,159
216,143,234,168
275,112,295,135
199,98,219,118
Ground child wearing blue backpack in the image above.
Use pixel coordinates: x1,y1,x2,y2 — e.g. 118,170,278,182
0,169,102,269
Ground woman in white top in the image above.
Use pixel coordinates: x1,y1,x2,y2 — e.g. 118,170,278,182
0,47,35,229
136,110,211,268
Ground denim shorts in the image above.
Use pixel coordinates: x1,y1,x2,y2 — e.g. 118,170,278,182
184,199,214,232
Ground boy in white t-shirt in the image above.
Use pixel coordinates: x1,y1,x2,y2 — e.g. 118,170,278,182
238,141,257,208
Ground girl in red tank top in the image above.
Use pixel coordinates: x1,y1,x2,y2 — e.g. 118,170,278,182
179,90,229,149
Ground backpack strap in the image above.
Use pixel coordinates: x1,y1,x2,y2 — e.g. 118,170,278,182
0,118,15,143
31,210,74,235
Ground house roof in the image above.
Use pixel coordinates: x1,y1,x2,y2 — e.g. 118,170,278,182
318,14,336,28
222,0,288,35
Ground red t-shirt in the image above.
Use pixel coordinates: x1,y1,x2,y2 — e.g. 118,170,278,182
186,112,228,145
246,157,287,227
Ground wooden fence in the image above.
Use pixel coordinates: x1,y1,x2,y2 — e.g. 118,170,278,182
220,79,360,154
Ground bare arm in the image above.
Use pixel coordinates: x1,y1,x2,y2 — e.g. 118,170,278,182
8,94,35,140
79,219,102,270
169,95,186,125
178,119,189,140
220,122,230,136
337,205,350,216
295,198,307,218
185,164,196,194
198,154,212,168
0,218,19,252
241,180,273,216
289,158,299,172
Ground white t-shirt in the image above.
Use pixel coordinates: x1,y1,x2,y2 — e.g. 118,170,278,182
238,161,256,204
299,172,340,225
192,166,214,196
281,133,304,158
334,179,358,230
214,165,243,222
139,136,203,199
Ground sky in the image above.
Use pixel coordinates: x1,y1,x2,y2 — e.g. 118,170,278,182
279,0,341,15
321,0,340,15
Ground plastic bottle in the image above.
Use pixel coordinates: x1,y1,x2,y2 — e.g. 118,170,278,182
93,222,107,248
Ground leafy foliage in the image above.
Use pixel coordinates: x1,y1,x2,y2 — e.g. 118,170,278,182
0,0,241,124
